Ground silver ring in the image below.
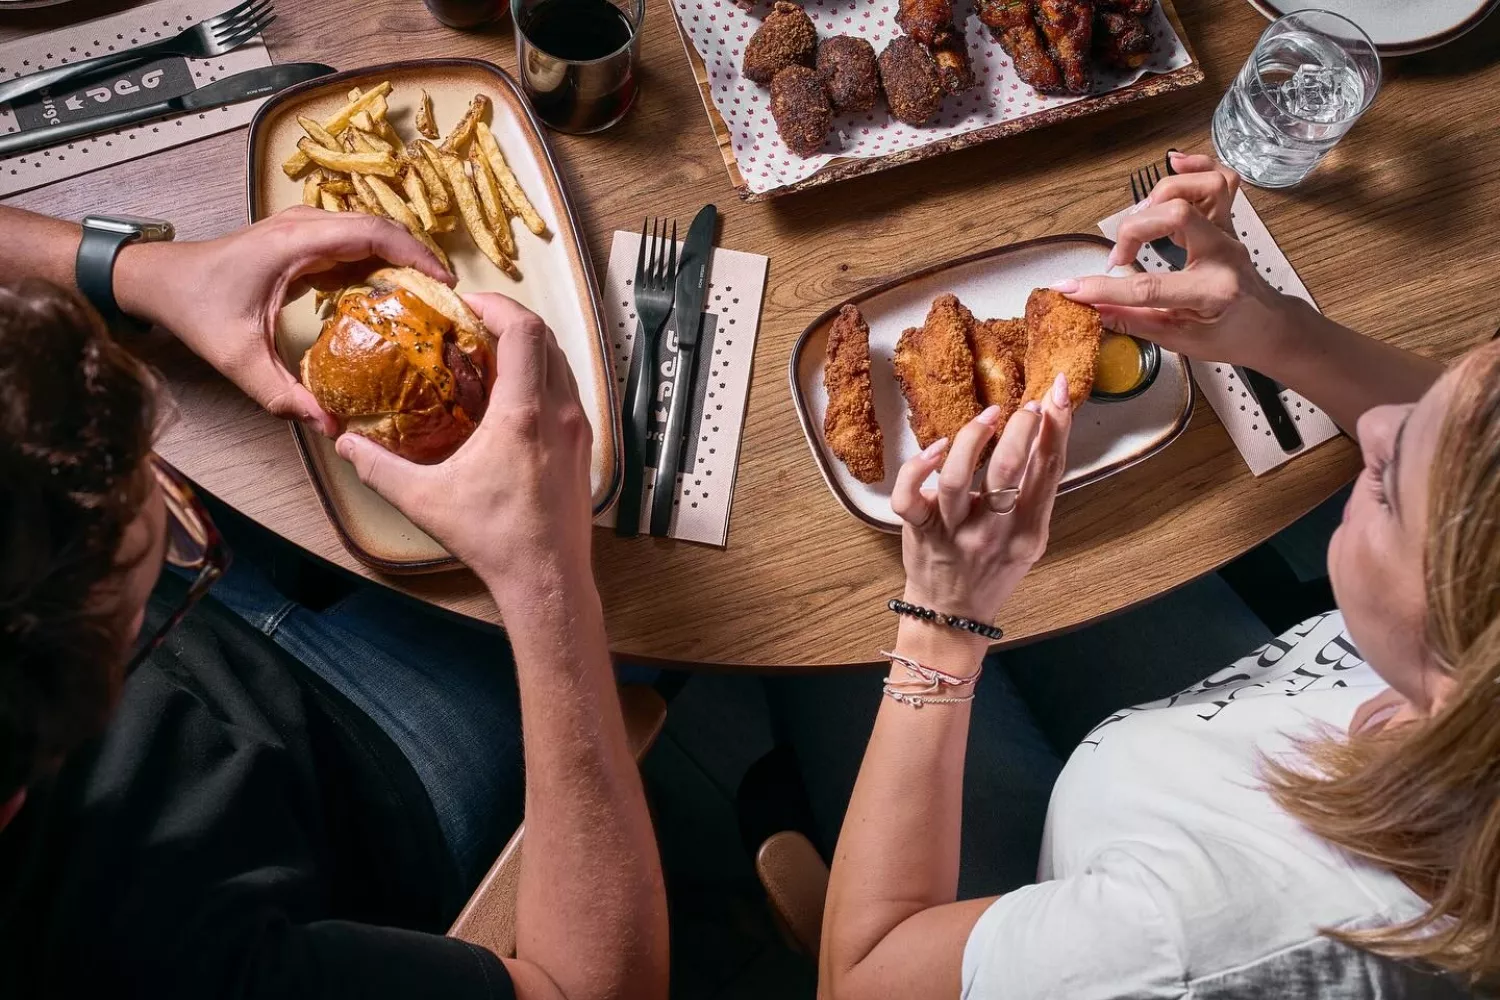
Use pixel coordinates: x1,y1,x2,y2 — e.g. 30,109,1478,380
981,486,1021,515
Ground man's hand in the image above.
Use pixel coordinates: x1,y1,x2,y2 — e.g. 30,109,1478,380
116,206,451,436
335,294,596,609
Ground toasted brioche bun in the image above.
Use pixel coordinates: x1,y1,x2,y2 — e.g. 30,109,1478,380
300,267,496,464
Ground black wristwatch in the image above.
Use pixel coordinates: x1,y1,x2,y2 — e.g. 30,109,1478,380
75,214,175,331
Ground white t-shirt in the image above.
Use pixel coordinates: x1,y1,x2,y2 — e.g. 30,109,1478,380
962,611,1466,999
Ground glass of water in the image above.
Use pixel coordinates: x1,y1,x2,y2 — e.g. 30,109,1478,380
1212,10,1381,189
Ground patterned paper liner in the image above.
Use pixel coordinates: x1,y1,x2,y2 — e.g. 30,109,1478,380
673,0,1192,194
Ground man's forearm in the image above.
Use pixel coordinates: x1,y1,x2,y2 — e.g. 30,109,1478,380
1254,296,1444,437
0,206,82,289
489,565,667,1000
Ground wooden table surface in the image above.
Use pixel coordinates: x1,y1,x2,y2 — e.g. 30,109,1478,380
4,1,1498,668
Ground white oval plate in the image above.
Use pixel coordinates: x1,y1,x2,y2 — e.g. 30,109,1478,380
1247,0,1499,55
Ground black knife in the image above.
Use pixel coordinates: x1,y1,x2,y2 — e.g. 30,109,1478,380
649,204,718,537
1158,153,1301,452
0,62,334,157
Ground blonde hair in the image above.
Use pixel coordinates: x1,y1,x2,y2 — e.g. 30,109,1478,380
1266,339,1500,982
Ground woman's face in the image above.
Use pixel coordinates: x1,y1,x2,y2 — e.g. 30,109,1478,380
1329,371,1456,712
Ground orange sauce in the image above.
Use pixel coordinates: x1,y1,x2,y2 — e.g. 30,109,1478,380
1095,333,1144,395
344,286,456,402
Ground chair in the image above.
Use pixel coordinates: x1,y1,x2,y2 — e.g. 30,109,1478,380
448,683,668,955
755,830,830,959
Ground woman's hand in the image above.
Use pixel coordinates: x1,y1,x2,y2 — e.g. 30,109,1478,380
117,206,451,436
1054,153,1297,372
334,294,596,611
893,372,1074,636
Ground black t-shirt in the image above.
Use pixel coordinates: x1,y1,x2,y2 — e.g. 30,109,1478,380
0,573,516,999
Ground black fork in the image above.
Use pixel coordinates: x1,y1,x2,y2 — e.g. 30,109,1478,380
616,218,679,537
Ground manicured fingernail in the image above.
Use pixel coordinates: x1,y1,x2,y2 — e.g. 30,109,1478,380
1051,372,1069,406
1050,278,1079,293
978,404,1003,425
922,437,949,459
1024,400,1043,413
1167,148,1184,159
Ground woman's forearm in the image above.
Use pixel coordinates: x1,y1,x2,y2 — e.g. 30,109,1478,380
820,622,993,1000
1253,296,1444,437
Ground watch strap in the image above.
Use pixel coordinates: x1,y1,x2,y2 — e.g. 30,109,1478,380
76,226,143,332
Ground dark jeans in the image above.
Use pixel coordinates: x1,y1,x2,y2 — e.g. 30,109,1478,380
763,573,1273,898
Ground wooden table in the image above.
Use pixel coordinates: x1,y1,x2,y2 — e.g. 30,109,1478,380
5,1,1498,668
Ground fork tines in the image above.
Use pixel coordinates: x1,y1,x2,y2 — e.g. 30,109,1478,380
1129,160,1165,205
209,0,276,48
635,217,678,294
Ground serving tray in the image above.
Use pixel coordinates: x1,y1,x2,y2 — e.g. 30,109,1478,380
247,59,620,573
790,233,1194,532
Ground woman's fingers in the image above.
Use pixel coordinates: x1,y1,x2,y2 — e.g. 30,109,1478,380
1144,170,1237,231
892,437,948,529
937,406,1003,526
1104,198,1233,269
983,401,1044,496
1014,377,1075,538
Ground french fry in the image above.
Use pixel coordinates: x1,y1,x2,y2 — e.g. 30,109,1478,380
321,176,356,196
441,154,518,279
402,167,437,231
297,115,342,151
370,94,400,143
440,94,489,155
349,128,396,157
298,137,400,178
415,89,438,140
349,172,389,218
475,122,547,237
320,190,345,213
428,214,457,234
348,87,363,102
350,109,376,133
366,175,451,272
301,173,323,208
411,140,451,214
280,82,393,177
468,149,517,258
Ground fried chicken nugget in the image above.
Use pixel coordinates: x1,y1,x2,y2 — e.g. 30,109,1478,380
817,35,880,114
970,317,1027,421
822,304,886,484
893,294,983,449
1020,288,1102,409
744,2,818,86
879,36,944,126
770,65,833,158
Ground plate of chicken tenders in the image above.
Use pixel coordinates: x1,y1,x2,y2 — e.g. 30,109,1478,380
790,233,1194,532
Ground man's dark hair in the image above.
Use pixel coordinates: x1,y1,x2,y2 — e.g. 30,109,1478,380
0,279,157,797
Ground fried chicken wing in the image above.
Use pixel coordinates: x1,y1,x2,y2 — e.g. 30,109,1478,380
1020,288,1102,409
1095,10,1152,69
822,305,886,484
897,0,955,46
970,317,1027,421
1099,0,1153,14
1035,0,1094,95
975,0,1065,94
893,294,983,449
931,26,977,95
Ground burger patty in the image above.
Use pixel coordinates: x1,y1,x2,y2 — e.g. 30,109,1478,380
444,337,487,422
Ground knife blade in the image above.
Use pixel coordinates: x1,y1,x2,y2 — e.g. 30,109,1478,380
649,204,718,537
0,63,334,158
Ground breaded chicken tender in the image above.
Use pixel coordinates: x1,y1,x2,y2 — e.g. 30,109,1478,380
817,35,880,114
970,317,1027,421
1020,288,1102,409
893,294,983,448
770,65,832,157
744,2,818,86
878,36,943,125
822,304,885,484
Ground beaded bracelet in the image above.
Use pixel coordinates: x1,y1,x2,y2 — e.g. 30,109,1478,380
887,598,1004,641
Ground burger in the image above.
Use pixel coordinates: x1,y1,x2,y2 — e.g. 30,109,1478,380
300,267,496,464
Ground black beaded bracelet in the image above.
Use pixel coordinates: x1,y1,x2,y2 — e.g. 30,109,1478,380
888,598,1004,641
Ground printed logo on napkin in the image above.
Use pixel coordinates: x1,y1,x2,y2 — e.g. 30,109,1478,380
9,58,195,130
640,311,719,473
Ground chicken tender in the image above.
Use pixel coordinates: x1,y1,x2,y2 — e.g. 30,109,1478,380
1020,288,1102,409
893,294,983,449
970,317,1027,421
822,304,886,484
817,36,880,114
770,65,832,158
975,0,1065,94
744,2,818,86
879,36,944,126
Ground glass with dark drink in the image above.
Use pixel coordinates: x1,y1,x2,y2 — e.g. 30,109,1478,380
512,0,643,134
424,0,508,28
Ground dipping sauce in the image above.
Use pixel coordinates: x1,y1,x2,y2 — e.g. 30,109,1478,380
1095,333,1145,396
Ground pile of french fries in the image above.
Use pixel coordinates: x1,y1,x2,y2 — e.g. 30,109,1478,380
282,81,548,283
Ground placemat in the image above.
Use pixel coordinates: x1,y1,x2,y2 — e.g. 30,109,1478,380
1099,190,1341,475
0,0,274,198
593,231,769,546
674,1,1193,195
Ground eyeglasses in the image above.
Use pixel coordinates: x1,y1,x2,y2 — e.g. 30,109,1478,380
124,455,231,674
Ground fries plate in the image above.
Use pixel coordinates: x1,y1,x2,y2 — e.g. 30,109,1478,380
248,60,620,572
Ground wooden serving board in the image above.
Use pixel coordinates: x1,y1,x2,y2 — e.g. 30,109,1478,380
669,0,1204,202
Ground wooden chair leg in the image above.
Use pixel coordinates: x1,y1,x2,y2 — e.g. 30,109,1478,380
755,830,830,960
